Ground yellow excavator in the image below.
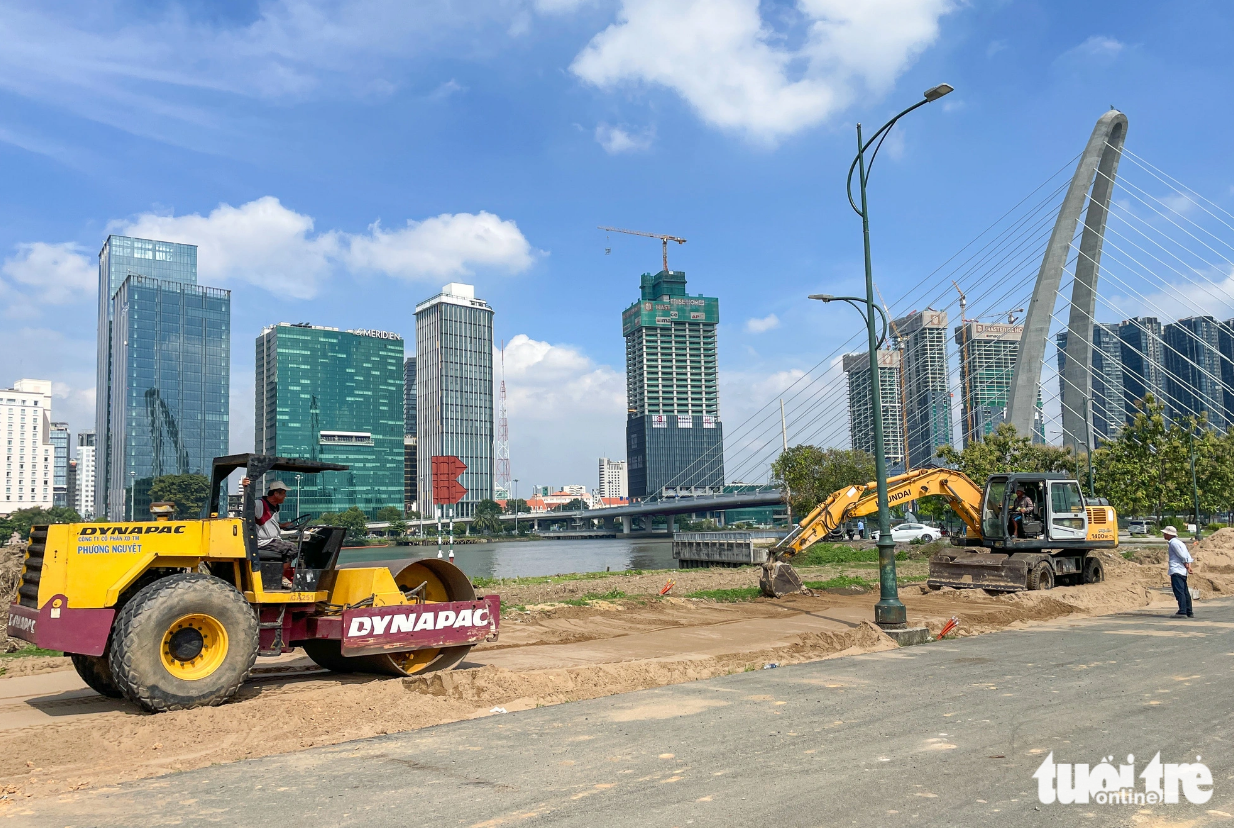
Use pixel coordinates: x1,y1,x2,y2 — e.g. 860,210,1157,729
760,467,1118,597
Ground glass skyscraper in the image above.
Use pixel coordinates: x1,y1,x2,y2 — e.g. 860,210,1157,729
623,269,723,498
50,422,69,507
108,275,230,517
1056,323,1125,446
1118,317,1167,422
255,323,404,519
95,235,221,518
415,284,494,518
954,321,1044,446
1164,316,1225,429
403,357,418,514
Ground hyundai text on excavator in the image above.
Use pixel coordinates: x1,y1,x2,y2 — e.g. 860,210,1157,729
7,454,498,712
760,467,1117,597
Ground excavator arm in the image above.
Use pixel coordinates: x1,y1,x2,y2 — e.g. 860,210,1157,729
772,468,985,561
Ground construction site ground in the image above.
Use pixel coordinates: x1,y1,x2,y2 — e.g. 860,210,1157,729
3,531,1234,812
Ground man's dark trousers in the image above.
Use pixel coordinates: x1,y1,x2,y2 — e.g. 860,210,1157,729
1171,573,1193,616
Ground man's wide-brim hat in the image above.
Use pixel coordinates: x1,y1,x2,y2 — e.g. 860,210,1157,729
267,480,289,493
1163,525,1178,537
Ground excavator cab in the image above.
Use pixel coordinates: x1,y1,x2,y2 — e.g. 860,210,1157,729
980,474,1088,548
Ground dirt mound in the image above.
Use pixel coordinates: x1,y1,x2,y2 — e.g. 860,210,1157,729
0,545,25,653
1194,528,1234,573
0,622,897,801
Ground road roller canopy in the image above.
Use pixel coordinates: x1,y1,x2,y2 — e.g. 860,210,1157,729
205,454,349,518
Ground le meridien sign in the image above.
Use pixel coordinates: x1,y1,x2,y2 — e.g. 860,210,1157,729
346,329,402,341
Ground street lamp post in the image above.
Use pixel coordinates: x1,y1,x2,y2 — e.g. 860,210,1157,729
1189,425,1201,541
826,82,952,630
294,473,302,517
513,479,520,535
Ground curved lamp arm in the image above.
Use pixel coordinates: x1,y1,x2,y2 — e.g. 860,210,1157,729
846,84,953,216
808,293,889,348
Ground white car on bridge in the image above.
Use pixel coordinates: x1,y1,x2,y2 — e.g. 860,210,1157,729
870,523,943,543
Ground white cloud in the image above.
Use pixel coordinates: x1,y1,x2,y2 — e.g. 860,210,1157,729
0,242,96,311
1064,35,1125,62
114,197,536,299
571,0,954,143
500,334,626,487
346,213,535,281
118,197,338,300
595,122,655,154
745,313,780,333
0,327,97,441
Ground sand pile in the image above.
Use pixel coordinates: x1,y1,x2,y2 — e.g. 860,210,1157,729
1193,528,1234,573
0,545,25,654
0,621,897,800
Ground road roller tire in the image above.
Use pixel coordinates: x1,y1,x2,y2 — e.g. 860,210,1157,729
71,652,123,699
109,573,259,713
301,639,361,673
311,558,481,677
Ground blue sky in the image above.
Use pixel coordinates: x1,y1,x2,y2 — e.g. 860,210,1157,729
2,0,1233,490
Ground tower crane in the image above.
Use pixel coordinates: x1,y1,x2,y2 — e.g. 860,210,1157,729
598,226,686,273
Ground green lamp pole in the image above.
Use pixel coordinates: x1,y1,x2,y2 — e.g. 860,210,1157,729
1189,426,1201,541
832,82,953,629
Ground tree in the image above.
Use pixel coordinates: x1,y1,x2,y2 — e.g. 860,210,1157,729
316,506,369,541
376,506,404,522
473,499,503,534
388,517,408,537
771,446,876,518
935,423,1073,487
148,473,211,519
553,498,587,513
503,498,528,515
0,506,82,541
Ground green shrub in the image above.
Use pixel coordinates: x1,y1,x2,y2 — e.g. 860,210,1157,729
686,587,761,602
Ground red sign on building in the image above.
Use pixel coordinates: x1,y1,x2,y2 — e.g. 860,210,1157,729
431,455,468,505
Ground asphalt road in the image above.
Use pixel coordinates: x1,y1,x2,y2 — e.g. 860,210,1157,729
19,599,1234,827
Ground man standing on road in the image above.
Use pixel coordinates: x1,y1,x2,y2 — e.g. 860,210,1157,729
1164,525,1194,618
857,519,865,540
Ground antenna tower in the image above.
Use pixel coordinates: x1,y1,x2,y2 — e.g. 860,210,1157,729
495,341,511,492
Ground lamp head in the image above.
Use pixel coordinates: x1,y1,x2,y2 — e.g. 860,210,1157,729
808,294,834,302
923,83,954,102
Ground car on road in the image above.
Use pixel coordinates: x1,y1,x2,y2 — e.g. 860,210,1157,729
1128,518,1149,536
870,523,943,543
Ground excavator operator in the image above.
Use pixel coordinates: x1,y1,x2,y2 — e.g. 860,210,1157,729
1012,487,1035,538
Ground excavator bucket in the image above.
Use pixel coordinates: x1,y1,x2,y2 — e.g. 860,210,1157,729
926,551,1028,592
760,560,805,598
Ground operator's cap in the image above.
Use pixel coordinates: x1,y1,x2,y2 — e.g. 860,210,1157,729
266,480,289,493
1162,525,1178,537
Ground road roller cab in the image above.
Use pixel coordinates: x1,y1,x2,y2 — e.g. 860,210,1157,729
6,453,498,713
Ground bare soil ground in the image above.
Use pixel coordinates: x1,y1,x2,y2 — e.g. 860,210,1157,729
1,536,1231,809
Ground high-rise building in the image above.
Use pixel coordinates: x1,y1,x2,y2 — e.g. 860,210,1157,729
403,357,417,514
598,457,628,499
76,430,96,518
66,459,78,514
892,309,951,467
95,236,229,519
415,283,494,518
50,421,69,507
1218,320,1234,428
1,379,55,515
954,321,1042,446
1163,316,1225,428
108,275,230,518
623,270,723,498
255,323,405,519
1056,323,1125,446
1118,317,1167,421
842,350,906,471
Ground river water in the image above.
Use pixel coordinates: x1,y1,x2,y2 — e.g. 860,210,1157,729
339,537,677,581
